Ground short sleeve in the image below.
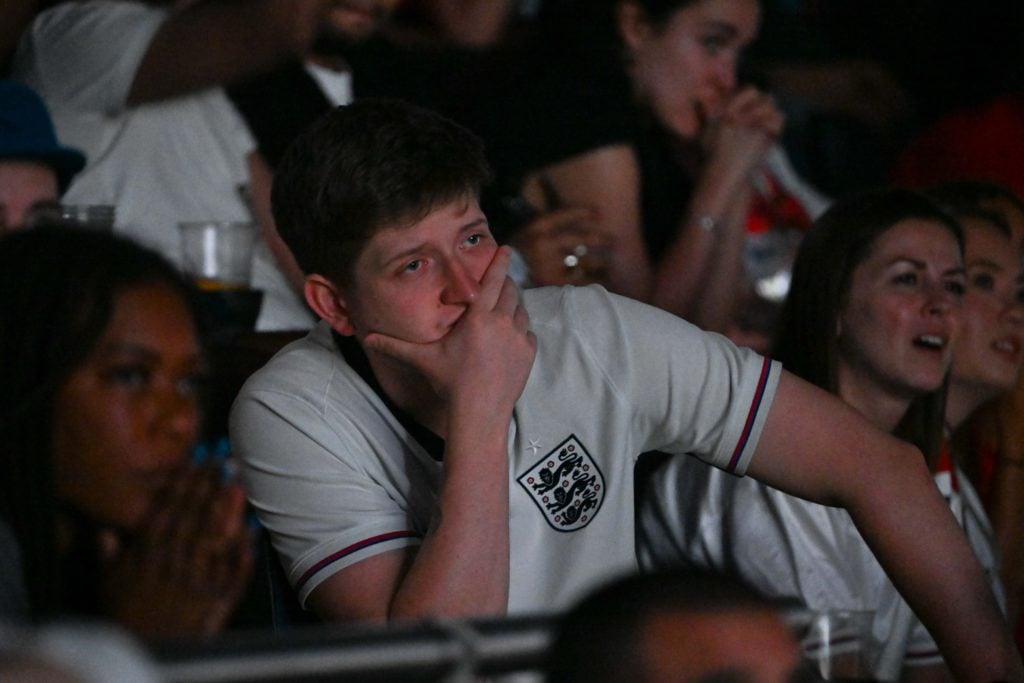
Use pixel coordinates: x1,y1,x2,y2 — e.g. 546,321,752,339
557,286,781,475
230,340,433,605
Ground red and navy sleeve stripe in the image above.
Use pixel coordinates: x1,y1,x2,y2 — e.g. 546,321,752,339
726,356,773,473
295,530,420,592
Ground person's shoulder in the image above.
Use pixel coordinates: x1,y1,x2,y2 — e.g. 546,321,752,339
522,283,620,326
237,322,343,396
524,282,638,312
528,283,709,329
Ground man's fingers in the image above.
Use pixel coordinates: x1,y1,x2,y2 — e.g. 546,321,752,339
494,275,521,315
476,245,513,310
513,299,531,332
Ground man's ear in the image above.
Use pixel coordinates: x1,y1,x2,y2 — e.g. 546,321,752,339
304,274,356,336
616,0,649,53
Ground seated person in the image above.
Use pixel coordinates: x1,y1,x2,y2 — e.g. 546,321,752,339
11,0,365,331
547,568,806,683
230,98,1021,680
0,79,83,232
639,188,992,681
926,183,1024,644
0,227,252,639
453,0,828,348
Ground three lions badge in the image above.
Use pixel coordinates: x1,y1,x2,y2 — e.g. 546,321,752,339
517,435,605,532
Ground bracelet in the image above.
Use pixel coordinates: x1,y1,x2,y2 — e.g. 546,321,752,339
696,215,717,233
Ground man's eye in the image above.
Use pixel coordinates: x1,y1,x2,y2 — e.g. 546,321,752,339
403,260,422,273
944,279,965,297
466,234,481,246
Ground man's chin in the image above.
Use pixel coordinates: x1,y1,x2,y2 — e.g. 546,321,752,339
313,28,364,56
317,7,386,49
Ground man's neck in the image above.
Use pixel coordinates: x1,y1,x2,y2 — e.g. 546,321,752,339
371,354,449,438
332,332,449,444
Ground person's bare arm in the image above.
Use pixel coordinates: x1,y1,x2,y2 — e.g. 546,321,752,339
652,87,782,330
748,371,1023,682
308,248,533,621
990,386,1024,626
531,144,652,300
127,0,334,105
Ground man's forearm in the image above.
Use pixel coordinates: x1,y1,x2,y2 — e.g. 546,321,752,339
388,413,510,620
128,0,331,105
846,452,1023,682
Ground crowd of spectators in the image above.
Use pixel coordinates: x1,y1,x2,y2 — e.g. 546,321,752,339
2,1,1024,680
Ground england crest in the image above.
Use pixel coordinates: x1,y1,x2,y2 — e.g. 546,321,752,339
517,435,605,532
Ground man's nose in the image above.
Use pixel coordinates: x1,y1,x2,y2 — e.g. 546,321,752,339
440,257,480,305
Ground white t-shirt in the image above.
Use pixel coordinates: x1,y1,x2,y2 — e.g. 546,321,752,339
12,0,314,331
231,285,781,613
637,450,1005,680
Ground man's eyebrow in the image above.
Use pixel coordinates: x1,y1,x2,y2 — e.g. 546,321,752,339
380,243,426,268
459,217,489,233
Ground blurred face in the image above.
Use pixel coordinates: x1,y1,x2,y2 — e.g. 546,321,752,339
837,219,965,415
0,160,59,233
322,0,400,43
642,609,803,683
951,218,1024,398
335,196,498,345
53,283,204,530
984,196,1024,252
619,0,760,138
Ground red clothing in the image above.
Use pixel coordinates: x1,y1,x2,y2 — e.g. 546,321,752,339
891,94,1024,197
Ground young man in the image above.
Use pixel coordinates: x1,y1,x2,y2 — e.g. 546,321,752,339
231,98,1023,681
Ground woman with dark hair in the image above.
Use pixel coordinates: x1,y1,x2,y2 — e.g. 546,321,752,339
0,226,252,638
638,188,998,681
456,0,827,348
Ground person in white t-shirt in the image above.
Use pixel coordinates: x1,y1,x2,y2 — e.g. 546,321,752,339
231,98,1022,681
12,0,398,331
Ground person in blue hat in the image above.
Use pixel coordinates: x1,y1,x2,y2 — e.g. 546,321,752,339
0,80,84,233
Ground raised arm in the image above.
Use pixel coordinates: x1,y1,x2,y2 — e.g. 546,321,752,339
127,0,337,105
651,87,782,331
748,371,1023,682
